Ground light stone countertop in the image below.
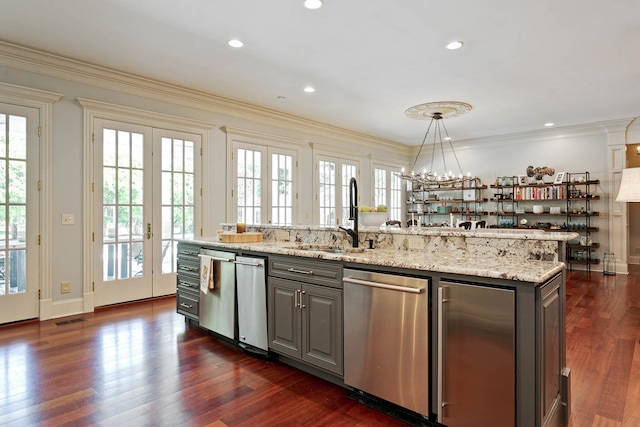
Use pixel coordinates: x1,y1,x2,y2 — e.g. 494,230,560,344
183,237,565,284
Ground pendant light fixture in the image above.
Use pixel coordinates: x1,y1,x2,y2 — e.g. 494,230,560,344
401,101,476,187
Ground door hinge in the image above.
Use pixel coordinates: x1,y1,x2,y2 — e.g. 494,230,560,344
92,182,95,192
92,282,95,292
38,290,41,299
38,235,41,245
92,132,95,143
38,180,42,191
38,126,42,137
200,228,203,236
92,232,95,242
231,189,234,198
296,192,298,200
200,147,203,156
200,188,203,197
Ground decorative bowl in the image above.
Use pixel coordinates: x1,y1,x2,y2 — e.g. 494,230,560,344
532,205,544,214
358,212,389,227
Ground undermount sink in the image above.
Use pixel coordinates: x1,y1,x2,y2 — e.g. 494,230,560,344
284,244,366,254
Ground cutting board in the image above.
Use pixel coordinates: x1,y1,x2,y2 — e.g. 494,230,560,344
219,232,263,243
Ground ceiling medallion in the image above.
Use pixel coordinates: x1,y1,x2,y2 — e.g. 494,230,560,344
404,101,472,120
401,101,476,187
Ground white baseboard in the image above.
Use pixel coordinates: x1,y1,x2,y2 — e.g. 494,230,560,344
628,256,640,265
40,299,53,320
51,298,85,319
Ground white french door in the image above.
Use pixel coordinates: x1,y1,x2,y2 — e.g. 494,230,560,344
0,104,39,324
93,119,200,306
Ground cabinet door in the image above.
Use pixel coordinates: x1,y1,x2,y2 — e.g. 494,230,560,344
540,280,562,425
301,283,343,375
268,277,301,357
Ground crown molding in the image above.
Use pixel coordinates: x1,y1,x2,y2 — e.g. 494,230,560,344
77,98,215,132
0,81,62,104
0,40,407,155
222,126,306,148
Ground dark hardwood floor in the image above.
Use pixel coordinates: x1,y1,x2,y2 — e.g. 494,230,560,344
0,267,638,426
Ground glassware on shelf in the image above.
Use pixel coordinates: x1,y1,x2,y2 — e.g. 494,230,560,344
603,253,616,275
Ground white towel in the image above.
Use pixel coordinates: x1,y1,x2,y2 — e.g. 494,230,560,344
200,255,214,294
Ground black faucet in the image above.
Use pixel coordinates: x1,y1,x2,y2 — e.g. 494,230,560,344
339,177,359,248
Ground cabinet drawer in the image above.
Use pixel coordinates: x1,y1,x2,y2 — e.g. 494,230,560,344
177,258,200,279
177,243,201,260
269,256,342,288
177,274,199,294
177,291,199,320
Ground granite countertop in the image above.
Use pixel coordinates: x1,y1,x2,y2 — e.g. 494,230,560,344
183,237,565,284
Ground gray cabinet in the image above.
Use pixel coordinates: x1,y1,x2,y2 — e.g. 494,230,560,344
176,242,201,322
268,256,343,376
538,277,563,427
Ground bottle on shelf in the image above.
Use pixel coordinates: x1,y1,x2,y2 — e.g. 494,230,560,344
603,253,616,276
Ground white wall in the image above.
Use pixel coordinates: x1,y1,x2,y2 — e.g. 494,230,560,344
0,62,407,312
0,46,633,317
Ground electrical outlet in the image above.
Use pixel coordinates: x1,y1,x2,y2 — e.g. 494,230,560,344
276,230,290,241
598,212,607,219
61,281,71,294
408,237,424,250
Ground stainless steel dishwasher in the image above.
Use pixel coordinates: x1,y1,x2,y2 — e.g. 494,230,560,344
343,269,429,417
199,249,236,339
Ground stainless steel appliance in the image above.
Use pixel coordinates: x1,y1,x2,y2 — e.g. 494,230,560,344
199,249,236,339
437,281,515,427
343,269,429,417
236,255,268,353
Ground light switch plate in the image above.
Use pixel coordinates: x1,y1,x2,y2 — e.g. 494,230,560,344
408,237,424,250
62,214,75,225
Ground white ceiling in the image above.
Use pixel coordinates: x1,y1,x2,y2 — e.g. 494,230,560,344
1,0,639,145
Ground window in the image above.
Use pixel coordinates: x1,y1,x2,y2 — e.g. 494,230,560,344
316,155,359,226
232,139,297,225
373,164,403,221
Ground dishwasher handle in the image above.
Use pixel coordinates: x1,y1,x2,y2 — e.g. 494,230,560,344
234,260,263,268
198,254,235,263
343,276,425,294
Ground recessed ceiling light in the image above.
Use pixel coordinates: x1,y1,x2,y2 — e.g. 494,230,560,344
446,41,463,50
303,86,316,93
228,39,244,48
544,122,555,127
304,0,323,9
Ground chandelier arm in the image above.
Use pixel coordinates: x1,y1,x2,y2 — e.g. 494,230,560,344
411,117,435,173
440,119,464,177
435,120,448,176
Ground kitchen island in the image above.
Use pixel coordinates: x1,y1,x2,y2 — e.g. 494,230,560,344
177,225,576,427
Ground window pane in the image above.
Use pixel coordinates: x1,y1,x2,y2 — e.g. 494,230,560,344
117,131,130,168
173,139,184,172
8,115,26,160
131,133,144,169
8,160,26,203
103,129,116,166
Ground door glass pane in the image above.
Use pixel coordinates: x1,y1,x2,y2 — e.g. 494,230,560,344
318,160,336,226
237,148,262,224
161,137,196,273
341,164,356,226
271,153,293,225
390,171,402,221
1,114,28,295
374,168,386,208
102,129,144,281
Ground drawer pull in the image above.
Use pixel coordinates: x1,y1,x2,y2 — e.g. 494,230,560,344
180,303,193,309
178,280,197,288
179,265,197,272
287,267,314,275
